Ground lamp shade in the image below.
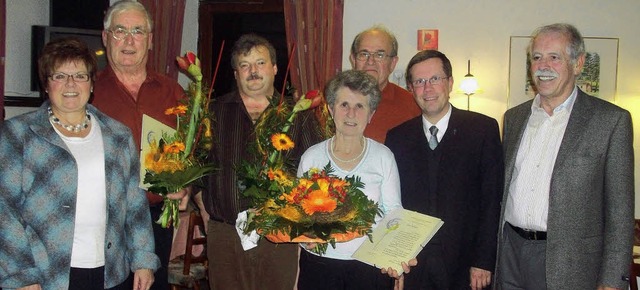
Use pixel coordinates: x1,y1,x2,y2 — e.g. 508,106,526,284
459,60,479,95
460,75,479,95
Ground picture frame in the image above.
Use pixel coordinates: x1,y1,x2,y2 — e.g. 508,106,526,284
508,36,619,109
417,29,438,50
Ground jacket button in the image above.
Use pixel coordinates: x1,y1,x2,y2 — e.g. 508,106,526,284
107,242,112,249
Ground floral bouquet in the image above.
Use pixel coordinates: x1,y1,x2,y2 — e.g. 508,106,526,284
240,91,381,254
143,52,215,228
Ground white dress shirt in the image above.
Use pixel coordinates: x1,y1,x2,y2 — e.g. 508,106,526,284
504,87,578,231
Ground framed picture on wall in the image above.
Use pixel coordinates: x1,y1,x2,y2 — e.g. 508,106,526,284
417,29,438,50
507,36,619,109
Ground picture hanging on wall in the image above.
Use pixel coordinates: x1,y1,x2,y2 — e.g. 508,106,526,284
508,36,619,109
417,29,438,50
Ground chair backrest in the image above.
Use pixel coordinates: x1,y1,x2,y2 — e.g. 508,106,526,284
183,211,207,275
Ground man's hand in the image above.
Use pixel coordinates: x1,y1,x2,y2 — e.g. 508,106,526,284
597,286,622,290
166,186,192,201
133,268,154,290
470,267,491,290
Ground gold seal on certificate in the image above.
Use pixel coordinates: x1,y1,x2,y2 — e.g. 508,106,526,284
352,208,443,273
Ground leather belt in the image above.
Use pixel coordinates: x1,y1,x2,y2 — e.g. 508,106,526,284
508,222,547,240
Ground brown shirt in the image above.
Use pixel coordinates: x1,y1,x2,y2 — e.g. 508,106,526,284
204,90,323,223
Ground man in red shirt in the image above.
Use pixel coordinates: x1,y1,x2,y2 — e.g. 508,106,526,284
91,1,187,289
349,26,421,143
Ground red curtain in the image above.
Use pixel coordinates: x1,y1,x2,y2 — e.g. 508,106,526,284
283,0,344,93
139,0,186,80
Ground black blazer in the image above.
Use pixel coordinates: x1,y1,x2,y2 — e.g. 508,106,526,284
385,106,504,288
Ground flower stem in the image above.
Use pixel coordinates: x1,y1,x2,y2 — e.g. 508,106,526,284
182,78,203,160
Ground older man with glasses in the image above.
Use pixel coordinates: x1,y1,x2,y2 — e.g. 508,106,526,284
385,50,503,290
349,25,420,143
91,1,188,289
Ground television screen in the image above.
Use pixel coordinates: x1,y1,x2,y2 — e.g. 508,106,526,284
31,26,107,92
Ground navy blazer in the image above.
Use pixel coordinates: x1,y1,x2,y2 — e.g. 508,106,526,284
386,106,503,288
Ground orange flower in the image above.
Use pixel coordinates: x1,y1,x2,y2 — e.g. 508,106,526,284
164,142,186,154
271,133,295,151
164,105,188,115
301,189,337,215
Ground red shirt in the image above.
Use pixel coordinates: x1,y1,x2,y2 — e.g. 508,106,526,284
364,82,421,143
92,65,184,150
92,65,185,204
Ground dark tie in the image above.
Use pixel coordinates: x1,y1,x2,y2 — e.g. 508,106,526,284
429,126,439,149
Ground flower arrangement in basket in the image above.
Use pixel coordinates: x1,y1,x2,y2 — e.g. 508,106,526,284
143,52,215,228
240,90,382,254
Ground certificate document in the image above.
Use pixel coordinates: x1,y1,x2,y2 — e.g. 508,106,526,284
139,114,176,189
352,208,443,273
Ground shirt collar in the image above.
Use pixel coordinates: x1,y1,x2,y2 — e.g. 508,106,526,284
531,86,578,115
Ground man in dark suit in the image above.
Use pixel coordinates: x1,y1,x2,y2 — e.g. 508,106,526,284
385,50,503,290
495,23,634,290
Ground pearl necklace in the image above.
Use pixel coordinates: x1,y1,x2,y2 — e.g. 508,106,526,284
330,136,366,163
48,106,91,133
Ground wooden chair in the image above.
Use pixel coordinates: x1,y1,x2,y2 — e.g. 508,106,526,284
169,211,208,290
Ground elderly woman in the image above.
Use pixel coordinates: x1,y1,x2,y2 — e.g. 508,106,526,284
296,70,403,290
0,38,159,290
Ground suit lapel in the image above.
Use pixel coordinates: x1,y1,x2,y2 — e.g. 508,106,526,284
552,91,593,171
503,102,532,191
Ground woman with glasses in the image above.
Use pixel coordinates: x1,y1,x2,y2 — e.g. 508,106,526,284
0,37,159,290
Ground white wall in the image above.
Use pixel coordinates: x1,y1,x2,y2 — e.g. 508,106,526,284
343,0,640,216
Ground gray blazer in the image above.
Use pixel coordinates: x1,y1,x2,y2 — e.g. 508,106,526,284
497,89,634,289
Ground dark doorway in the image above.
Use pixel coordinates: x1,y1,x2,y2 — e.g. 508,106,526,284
199,0,287,98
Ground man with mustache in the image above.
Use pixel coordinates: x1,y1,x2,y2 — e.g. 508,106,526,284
495,23,634,290
203,34,322,290
349,25,420,143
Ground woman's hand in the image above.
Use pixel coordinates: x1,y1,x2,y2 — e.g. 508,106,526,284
380,258,417,278
380,258,418,290
17,284,41,290
133,268,154,290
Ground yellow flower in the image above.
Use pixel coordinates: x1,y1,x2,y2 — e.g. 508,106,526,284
144,142,186,174
267,168,293,187
277,205,303,222
301,189,337,215
164,105,188,115
271,133,295,151
164,142,186,154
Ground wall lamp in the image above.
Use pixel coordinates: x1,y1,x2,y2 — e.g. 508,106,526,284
459,60,479,110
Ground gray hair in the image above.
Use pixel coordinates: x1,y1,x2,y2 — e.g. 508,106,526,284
325,70,381,112
350,25,398,57
528,23,585,64
103,0,153,32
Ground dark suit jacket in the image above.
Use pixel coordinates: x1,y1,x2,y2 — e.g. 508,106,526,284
497,90,634,289
386,106,504,289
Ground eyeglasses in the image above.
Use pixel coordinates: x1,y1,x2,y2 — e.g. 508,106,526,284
411,76,450,88
49,72,91,83
108,27,148,41
355,51,395,62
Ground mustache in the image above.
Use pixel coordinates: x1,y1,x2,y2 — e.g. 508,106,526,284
533,69,559,78
247,74,263,81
